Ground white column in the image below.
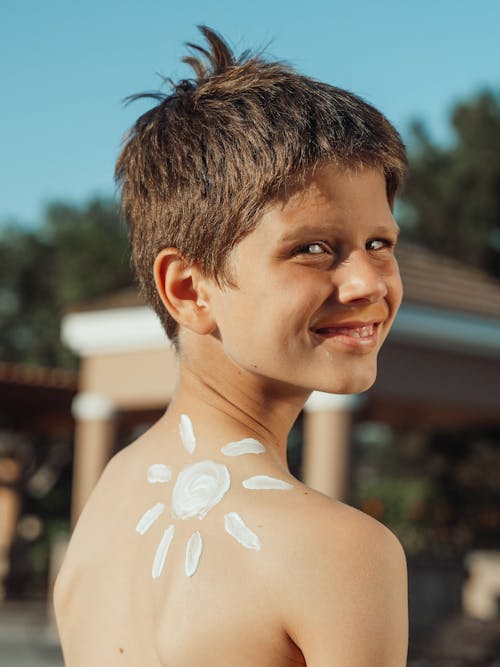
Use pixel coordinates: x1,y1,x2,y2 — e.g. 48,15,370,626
71,392,116,526
302,392,361,500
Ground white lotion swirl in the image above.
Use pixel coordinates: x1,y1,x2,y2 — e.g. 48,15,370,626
136,502,166,535
185,531,203,577
152,525,175,579
147,463,172,484
242,475,293,490
221,438,266,456
224,512,261,550
172,460,230,520
179,414,196,454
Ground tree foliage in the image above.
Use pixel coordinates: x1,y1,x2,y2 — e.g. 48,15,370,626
0,198,133,367
400,88,500,277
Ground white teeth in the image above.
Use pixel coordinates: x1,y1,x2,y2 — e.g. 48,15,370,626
357,325,373,338
351,325,373,338
316,324,375,337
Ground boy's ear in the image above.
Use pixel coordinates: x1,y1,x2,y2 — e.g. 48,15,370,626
153,248,217,335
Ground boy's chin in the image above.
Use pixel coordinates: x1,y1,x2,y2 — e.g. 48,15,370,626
311,368,377,396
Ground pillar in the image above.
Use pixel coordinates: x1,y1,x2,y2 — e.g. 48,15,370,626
302,392,361,500
0,457,21,600
71,392,116,526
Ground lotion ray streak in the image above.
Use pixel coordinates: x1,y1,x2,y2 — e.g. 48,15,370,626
220,438,266,456
242,475,294,490
152,525,175,579
135,502,166,535
224,512,261,550
147,463,172,484
185,531,203,577
179,414,196,454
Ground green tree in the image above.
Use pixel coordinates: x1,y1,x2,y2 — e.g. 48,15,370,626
0,198,134,368
400,88,500,277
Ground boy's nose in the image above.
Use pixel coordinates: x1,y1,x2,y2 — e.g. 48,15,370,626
335,250,387,304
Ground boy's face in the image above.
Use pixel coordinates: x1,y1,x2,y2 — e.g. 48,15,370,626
204,164,402,396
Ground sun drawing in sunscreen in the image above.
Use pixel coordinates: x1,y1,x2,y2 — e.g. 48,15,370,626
135,415,293,579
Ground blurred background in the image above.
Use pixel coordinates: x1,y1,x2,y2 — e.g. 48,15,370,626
1,1,500,664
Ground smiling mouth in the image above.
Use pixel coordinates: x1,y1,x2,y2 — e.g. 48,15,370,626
311,321,384,349
314,323,378,338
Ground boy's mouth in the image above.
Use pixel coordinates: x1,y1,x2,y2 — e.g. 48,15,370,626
311,320,383,349
313,322,377,338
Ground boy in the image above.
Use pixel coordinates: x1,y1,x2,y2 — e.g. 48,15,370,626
55,26,409,666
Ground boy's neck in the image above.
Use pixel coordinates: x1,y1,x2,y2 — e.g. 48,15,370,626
164,340,309,469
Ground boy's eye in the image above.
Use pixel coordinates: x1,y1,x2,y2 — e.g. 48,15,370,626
367,238,393,251
294,242,330,256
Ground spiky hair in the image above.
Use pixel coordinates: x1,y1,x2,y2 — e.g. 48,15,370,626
115,26,407,344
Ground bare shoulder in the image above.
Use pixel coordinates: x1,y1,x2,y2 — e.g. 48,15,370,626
54,440,146,617
54,447,127,605
281,483,406,562
277,487,408,667
55,436,148,582
53,438,158,665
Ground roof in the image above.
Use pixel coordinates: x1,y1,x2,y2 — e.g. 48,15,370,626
0,361,77,390
397,243,500,321
0,362,77,416
67,287,144,313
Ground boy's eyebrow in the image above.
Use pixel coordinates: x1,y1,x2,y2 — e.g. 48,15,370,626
277,224,339,243
372,222,400,237
278,221,400,243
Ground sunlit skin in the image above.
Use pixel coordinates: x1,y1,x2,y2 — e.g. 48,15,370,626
158,163,403,469
55,164,408,667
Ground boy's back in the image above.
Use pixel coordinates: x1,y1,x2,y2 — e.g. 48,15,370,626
55,413,407,666
55,26,409,666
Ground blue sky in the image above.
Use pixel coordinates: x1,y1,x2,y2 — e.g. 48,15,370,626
2,0,500,226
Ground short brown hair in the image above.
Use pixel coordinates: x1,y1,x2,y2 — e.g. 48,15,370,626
115,26,407,344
